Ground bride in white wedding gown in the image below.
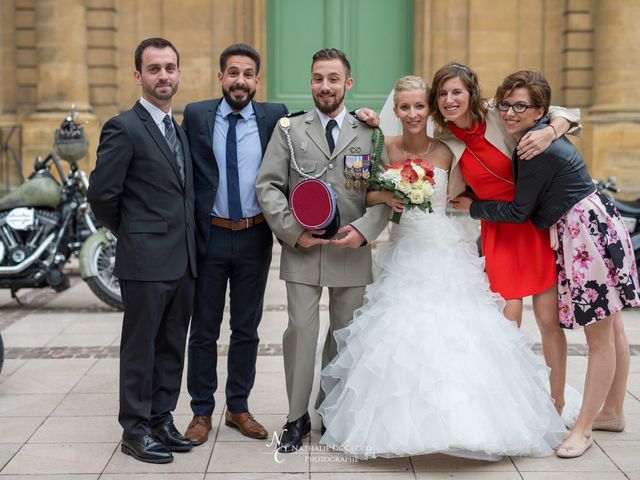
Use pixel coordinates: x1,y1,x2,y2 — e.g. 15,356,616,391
317,76,575,461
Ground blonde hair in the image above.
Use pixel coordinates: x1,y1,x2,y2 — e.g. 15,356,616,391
393,75,429,105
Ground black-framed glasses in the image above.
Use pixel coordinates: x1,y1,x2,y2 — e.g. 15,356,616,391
496,101,538,113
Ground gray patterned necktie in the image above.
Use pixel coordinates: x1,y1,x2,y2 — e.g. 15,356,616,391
163,114,185,185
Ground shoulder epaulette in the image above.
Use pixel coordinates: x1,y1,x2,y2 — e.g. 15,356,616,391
286,110,306,118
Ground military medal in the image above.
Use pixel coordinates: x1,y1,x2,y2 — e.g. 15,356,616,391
344,155,355,189
344,168,353,189
361,155,371,188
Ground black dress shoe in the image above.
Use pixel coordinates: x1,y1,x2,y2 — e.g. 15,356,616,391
278,412,311,453
151,420,193,452
121,433,173,464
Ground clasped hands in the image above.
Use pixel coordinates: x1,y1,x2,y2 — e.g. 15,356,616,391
297,225,365,249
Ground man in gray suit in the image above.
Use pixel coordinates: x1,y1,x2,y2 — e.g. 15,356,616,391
256,48,389,453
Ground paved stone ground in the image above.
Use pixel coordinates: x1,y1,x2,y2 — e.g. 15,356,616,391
1,223,640,479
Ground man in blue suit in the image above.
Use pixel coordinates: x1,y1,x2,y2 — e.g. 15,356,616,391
182,44,288,444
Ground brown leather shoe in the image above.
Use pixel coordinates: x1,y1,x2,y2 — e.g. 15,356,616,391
225,411,268,439
184,416,212,445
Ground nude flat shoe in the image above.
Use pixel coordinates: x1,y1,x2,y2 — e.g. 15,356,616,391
592,416,625,432
556,434,593,459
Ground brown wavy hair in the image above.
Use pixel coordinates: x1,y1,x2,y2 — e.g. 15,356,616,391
428,62,486,129
494,70,551,116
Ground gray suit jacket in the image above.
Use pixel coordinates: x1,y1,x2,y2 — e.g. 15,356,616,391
256,110,389,287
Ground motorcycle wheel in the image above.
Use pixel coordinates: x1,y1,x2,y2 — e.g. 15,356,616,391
85,239,124,310
0,333,4,376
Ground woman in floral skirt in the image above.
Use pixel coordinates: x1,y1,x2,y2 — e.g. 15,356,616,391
453,70,640,458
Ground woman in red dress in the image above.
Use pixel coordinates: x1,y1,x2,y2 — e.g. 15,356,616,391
429,63,580,415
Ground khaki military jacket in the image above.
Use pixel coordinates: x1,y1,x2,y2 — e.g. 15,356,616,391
256,109,390,287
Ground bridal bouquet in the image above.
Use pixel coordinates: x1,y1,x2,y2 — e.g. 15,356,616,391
370,158,436,223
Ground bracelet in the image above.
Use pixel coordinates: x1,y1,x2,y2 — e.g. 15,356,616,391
548,123,558,139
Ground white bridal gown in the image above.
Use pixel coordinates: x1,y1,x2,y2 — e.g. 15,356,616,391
317,167,573,461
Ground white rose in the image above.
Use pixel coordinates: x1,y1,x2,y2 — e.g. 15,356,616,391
409,188,424,204
397,179,412,194
422,182,435,198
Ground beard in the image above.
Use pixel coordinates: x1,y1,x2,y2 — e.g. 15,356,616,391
313,90,345,116
222,84,256,111
146,79,178,100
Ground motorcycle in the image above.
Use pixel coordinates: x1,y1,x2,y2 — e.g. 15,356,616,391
0,108,123,310
593,177,640,266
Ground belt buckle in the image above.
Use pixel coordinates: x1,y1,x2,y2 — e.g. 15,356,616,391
231,218,248,231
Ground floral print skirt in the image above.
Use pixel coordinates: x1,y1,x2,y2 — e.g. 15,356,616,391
556,190,640,329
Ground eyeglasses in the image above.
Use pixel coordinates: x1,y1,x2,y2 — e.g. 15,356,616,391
496,101,538,113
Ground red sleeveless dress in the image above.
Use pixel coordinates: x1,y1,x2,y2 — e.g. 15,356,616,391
449,122,556,299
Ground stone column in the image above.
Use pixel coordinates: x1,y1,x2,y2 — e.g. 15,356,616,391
586,0,640,197
34,0,91,112
22,0,98,175
590,0,640,121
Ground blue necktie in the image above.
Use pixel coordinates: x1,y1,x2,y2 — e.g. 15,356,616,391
226,113,242,221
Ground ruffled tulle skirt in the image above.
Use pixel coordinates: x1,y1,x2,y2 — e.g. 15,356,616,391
317,211,570,460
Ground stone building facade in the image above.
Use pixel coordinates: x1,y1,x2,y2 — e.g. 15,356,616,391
0,0,638,196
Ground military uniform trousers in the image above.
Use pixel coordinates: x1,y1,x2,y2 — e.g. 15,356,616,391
283,281,366,421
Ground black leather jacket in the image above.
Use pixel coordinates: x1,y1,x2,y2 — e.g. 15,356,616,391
469,117,595,229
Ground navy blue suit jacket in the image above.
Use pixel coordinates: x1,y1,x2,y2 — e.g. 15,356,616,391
182,99,288,256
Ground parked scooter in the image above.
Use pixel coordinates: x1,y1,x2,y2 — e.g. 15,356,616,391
593,177,640,266
0,107,123,309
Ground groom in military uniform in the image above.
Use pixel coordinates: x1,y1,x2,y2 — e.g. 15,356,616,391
256,48,389,453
